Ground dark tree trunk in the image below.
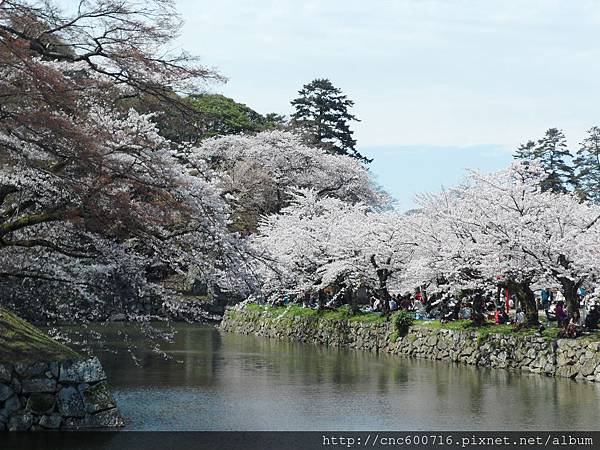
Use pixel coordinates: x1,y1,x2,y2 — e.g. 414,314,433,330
556,255,583,321
303,291,310,308
317,289,326,311
472,291,486,326
380,288,391,315
370,255,392,315
451,297,462,320
346,289,357,314
376,271,391,315
560,278,581,320
507,281,538,327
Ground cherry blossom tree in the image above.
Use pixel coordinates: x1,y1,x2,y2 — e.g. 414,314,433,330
413,163,600,325
0,0,251,321
321,210,417,313
252,190,356,305
253,190,415,312
179,131,389,234
403,191,497,324
255,162,600,328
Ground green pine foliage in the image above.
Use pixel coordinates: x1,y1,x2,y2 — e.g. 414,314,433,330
534,128,574,193
513,128,574,193
574,126,600,203
291,78,371,163
513,140,536,162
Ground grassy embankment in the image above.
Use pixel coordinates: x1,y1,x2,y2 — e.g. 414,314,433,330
244,303,388,323
242,304,572,342
0,307,80,363
413,319,566,345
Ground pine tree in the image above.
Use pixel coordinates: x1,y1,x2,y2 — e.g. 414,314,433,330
533,128,574,193
513,140,536,162
574,126,600,203
291,78,371,163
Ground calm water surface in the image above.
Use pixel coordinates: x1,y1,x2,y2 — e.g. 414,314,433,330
66,323,600,431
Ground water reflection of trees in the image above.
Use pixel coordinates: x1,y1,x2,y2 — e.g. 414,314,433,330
77,324,600,430
425,362,600,430
76,324,224,388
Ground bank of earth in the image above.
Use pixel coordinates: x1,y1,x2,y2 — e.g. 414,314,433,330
220,305,600,382
0,307,123,431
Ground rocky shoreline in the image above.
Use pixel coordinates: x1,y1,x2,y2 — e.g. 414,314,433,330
220,307,600,383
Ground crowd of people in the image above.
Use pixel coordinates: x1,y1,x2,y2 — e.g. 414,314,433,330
538,287,600,337
272,285,600,337
362,290,471,320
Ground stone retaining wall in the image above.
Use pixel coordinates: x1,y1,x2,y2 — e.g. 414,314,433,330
220,308,600,382
0,357,123,431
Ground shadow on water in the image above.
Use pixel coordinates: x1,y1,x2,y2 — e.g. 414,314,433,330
60,323,600,431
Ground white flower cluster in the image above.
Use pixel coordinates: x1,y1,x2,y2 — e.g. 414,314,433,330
253,162,600,310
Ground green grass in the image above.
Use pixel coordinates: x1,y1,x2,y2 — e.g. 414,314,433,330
0,307,80,363
246,303,316,317
415,319,474,331
569,330,600,343
244,303,388,323
347,313,388,324
414,319,565,342
242,304,575,343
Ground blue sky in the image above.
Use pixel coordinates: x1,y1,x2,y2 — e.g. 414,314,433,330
361,145,512,210
170,0,600,208
77,1,600,208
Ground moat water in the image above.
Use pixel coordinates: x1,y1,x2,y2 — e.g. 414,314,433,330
65,323,600,431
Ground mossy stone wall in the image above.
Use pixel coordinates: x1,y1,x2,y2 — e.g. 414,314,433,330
221,307,600,383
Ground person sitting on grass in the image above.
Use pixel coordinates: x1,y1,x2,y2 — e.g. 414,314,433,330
400,295,413,311
566,310,582,338
555,301,568,327
585,306,600,331
515,308,525,324
372,297,382,312
495,307,508,325
459,303,472,320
